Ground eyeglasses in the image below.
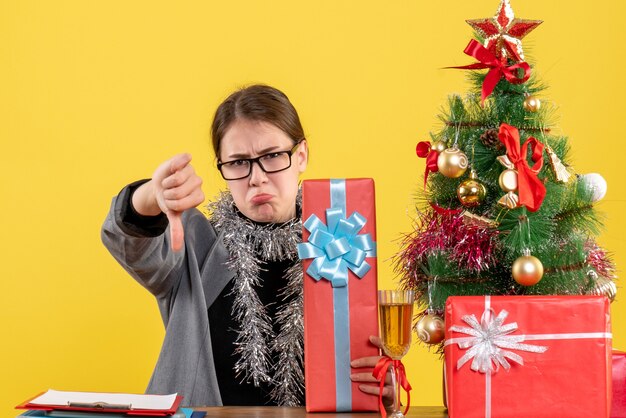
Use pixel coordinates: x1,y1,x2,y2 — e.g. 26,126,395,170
217,141,302,180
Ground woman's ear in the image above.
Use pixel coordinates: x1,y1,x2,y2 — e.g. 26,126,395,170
296,140,308,172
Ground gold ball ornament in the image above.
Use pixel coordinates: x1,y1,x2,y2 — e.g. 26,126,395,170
498,169,518,192
416,314,445,345
512,254,544,286
431,141,446,153
437,148,468,178
588,271,617,303
523,95,541,112
457,170,487,207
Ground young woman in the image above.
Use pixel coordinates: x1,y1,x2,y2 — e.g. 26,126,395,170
102,85,391,407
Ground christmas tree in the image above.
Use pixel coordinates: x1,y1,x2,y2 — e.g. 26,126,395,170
395,0,617,347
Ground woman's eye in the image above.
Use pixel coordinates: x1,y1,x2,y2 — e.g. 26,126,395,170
263,152,282,160
228,159,248,167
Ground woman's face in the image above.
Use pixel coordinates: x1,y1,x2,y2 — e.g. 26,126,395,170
219,118,308,223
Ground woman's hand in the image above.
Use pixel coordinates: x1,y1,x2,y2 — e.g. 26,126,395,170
350,335,394,411
132,153,205,252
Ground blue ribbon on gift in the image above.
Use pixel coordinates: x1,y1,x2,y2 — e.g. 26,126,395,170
298,179,377,411
297,191,376,288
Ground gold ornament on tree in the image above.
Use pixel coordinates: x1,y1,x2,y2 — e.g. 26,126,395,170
497,154,520,209
416,313,445,345
431,140,447,153
512,249,544,286
462,211,499,228
457,169,487,207
498,168,518,192
437,147,468,178
523,95,541,112
416,277,445,345
587,270,617,303
545,145,572,183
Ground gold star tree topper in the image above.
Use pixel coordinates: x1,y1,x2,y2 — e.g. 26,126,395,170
466,0,542,62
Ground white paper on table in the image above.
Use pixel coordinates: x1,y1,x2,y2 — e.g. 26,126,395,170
28,389,178,410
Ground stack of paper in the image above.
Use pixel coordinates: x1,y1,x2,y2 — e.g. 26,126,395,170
15,390,188,418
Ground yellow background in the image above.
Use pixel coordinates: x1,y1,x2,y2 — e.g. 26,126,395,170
1,0,624,415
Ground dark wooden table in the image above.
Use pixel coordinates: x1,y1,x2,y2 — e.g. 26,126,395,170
194,406,448,417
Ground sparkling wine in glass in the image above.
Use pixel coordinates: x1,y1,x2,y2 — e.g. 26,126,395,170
378,290,414,418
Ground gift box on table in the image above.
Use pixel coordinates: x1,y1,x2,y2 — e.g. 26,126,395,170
298,179,379,412
613,350,626,418
444,295,612,418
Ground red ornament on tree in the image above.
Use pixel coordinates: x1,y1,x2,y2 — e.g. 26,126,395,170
496,123,546,212
466,0,542,62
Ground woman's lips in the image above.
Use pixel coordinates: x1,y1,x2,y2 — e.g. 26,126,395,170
251,193,273,205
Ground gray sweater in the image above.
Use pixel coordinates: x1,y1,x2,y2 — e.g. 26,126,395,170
101,183,235,406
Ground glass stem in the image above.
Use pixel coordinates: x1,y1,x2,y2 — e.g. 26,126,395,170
391,363,400,415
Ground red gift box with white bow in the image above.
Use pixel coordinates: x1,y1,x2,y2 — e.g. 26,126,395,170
444,295,612,418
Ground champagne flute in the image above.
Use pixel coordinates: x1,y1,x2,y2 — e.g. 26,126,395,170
378,290,414,418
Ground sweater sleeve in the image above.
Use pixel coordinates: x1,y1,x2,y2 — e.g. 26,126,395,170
101,180,186,299
119,179,169,237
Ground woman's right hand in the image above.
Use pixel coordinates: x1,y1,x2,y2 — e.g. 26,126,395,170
132,153,205,252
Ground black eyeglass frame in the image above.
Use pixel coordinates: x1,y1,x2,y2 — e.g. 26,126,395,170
216,141,303,180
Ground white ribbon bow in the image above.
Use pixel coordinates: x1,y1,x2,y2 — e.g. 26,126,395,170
448,308,548,373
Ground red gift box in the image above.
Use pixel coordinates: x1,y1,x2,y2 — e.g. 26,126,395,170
613,350,626,418
444,295,612,418
299,179,379,412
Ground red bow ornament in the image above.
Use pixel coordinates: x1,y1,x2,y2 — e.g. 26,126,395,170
373,356,412,418
497,123,546,212
449,39,531,105
416,141,441,189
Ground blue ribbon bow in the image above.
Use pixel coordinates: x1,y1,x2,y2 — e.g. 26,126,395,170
298,207,376,287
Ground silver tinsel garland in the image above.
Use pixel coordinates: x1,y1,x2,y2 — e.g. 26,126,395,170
208,191,304,406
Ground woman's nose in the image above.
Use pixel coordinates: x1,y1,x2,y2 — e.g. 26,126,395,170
248,160,268,186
